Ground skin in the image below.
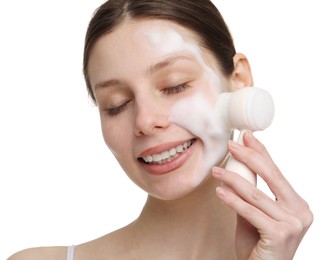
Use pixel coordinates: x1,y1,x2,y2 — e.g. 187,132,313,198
91,19,233,201
9,19,313,260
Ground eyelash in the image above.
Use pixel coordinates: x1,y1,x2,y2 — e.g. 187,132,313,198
162,83,191,95
105,83,191,117
106,101,130,117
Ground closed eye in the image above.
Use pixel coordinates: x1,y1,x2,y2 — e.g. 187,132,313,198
162,83,191,95
106,100,131,117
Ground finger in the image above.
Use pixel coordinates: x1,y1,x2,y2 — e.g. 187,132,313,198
213,167,288,221
215,185,274,231
229,133,312,223
243,131,273,161
243,133,310,207
243,132,304,201
228,135,295,202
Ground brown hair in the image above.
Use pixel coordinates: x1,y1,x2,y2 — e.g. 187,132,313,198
83,0,236,102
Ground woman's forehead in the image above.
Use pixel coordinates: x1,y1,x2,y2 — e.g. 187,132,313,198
89,19,212,73
93,19,203,55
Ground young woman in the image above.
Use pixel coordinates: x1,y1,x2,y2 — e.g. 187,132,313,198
9,0,313,259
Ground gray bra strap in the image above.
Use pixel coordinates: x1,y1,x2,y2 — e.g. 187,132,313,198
67,245,75,260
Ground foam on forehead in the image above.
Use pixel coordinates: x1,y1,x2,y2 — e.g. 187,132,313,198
137,25,224,93
145,28,184,54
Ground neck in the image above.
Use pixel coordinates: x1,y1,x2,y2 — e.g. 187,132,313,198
130,176,237,259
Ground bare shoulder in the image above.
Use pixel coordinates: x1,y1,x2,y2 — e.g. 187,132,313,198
8,246,67,260
8,224,133,260
75,225,134,259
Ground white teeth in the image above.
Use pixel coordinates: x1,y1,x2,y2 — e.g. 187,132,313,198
141,140,194,164
161,151,170,160
153,154,162,162
176,145,184,153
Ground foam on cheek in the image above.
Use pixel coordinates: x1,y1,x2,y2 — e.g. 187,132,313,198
169,93,231,186
142,26,231,184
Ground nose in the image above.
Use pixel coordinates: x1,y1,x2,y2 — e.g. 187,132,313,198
134,98,170,136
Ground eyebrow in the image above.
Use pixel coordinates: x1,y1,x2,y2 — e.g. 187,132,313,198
95,79,121,90
94,55,193,91
147,55,193,75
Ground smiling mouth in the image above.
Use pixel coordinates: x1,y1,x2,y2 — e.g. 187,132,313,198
138,139,196,165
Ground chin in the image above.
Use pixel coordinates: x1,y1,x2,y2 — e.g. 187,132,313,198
146,170,212,201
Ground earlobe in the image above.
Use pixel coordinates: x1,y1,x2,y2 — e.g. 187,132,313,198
231,53,254,90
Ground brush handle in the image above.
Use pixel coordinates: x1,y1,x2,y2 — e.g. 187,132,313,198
225,129,257,185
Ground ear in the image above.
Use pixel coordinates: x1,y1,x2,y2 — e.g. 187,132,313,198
230,53,254,91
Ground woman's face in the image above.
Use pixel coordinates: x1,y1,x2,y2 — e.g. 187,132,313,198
88,19,232,200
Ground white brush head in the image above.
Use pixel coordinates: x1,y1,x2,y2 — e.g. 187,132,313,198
216,87,274,131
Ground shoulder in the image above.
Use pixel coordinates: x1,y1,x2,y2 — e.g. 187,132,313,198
8,246,67,260
74,226,134,259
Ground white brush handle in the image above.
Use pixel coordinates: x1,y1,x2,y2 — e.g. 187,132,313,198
225,129,257,185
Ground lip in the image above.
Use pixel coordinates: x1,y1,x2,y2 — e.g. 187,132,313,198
138,139,194,157
138,139,197,175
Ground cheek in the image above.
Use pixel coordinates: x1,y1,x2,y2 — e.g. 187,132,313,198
169,92,231,180
100,116,132,158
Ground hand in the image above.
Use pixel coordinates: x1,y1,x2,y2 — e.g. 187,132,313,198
212,132,313,260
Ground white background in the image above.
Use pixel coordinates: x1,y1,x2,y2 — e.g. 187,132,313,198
0,0,333,259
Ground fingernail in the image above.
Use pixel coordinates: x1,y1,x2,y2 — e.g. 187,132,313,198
228,140,241,149
245,130,254,139
216,186,227,197
212,167,225,176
